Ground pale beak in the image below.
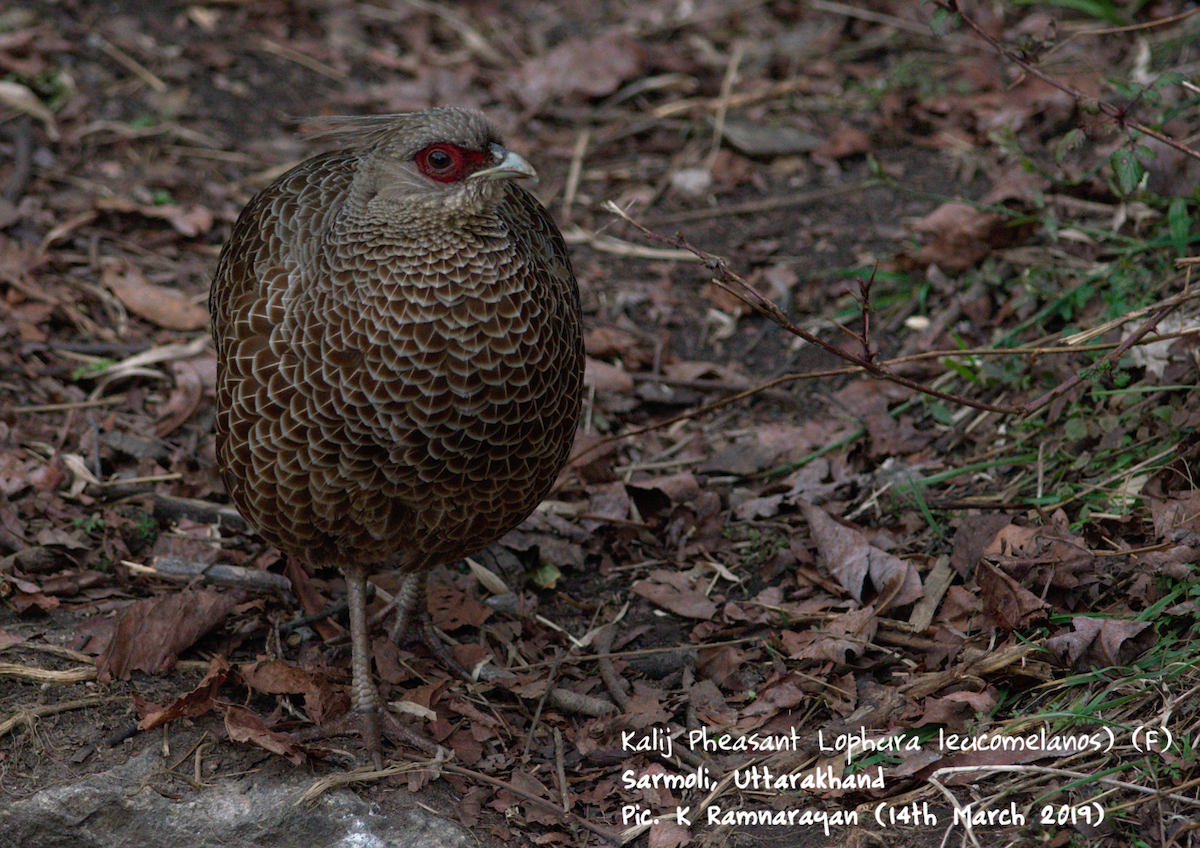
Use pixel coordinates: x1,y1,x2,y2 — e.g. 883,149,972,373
472,143,538,182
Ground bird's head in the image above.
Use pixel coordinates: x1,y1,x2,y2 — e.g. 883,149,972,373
329,108,537,225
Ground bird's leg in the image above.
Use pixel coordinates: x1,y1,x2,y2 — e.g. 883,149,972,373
344,565,384,769
298,567,444,762
384,571,472,682
385,570,423,645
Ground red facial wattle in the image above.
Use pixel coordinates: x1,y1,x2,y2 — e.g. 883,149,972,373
415,143,490,183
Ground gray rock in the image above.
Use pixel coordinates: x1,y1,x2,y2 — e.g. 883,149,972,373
0,749,479,848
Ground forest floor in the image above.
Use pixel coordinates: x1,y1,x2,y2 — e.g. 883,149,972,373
3,1,1200,846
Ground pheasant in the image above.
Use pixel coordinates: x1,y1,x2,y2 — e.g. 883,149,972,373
210,108,584,767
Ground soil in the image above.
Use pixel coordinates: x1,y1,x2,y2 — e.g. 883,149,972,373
3,2,1199,847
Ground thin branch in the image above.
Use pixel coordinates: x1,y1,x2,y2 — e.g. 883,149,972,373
1021,296,1185,418
584,203,1200,468
605,201,1021,415
936,0,1200,163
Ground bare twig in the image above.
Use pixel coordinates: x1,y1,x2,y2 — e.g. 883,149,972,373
259,38,347,81
707,41,745,172
3,115,34,202
0,696,125,738
590,202,1198,465
1046,7,1200,58
595,624,631,710
94,35,166,92
1021,297,1185,418
605,201,1021,415
569,276,1200,468
646,181,876,225
811,0,933,35
936,0,1200,163
561,129,590,224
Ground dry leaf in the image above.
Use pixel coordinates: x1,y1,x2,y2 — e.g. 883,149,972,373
1148,488,1200,537
95,196,215,237
801,501,923,609
908,201,1007,272
95,588,236,681
138,656,230,730
975,558,1049,630
101,260,210,331
428,579,492,631
631,569,718,620
1044,616,1154,668
585,357,635,393
814,121,871,160
781,607,878,664
512,34,640,110
0,80,58,139
155,359,207,436
648,819,691,848
719,118,823,156
219,702,305,764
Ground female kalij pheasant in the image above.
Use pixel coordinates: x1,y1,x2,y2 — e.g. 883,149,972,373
210,108,584,766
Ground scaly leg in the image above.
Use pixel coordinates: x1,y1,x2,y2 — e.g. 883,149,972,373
384,571,471,681
343,565,384,769
385,569,423,645
310,568,445,765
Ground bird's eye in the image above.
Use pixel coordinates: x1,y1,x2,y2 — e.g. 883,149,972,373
427,149,453,171
416,143,466,182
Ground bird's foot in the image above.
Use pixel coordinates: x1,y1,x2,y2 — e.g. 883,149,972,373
395,608,473,682
359,704,383,770
298,703,443,769
377,706,445,758
327,567,447,769
374,572,473,682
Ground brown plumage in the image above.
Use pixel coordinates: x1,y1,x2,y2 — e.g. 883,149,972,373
210,108,583,766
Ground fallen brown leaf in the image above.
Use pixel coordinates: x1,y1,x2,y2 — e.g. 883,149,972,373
631,569,718,620
154,359,207,436
907,201,1008,272
1148,488,1200,537
0,628,24,650
219,701,305,764
648,819,690,848
95,196,215,237
975,558,1049,630
780,607,878,664
949,514,1012,577
101,260,210,331
984,512,1098,594
1043,616,1154,668
801,501,923,609
428,579,492,631
138,656,230,730
95,588,236,681
511,34,641,110
584,357,635,393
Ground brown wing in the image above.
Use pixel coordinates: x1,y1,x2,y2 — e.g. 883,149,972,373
210,151,398,565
